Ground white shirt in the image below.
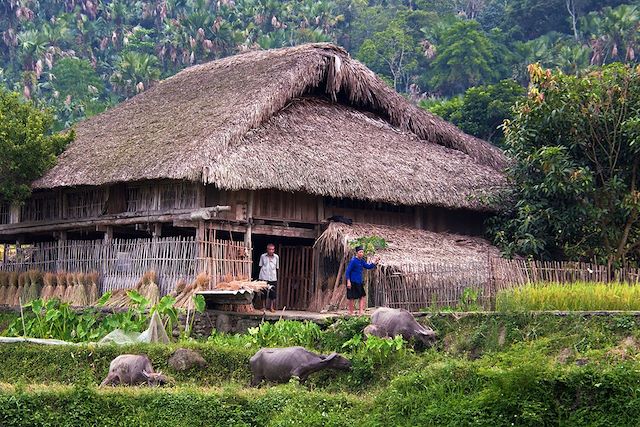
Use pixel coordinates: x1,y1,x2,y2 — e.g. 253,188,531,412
259,253,279,282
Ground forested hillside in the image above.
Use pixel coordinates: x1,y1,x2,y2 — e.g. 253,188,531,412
0,0,637,131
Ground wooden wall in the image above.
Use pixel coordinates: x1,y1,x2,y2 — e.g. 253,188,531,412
420,206,486,235
323,197,414,227
253,189,317,223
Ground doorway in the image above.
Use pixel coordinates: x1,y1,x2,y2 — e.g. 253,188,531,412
252,235,315,310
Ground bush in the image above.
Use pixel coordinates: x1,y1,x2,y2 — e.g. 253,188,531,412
0,385,369,427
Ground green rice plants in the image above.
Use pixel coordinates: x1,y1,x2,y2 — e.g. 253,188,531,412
497,281,640,312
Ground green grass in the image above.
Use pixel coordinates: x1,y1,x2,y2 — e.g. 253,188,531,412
2,313,640,425
497,281,640,311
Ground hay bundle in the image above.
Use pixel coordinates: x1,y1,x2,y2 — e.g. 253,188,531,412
6,272,18,306
174,273,210,310
0,271,8,305
41,272,56,301
87,271,99,305
23,270,42,303
214,280,268,293
103,288,131,308
15,272,27,305
71,273,89,306
53,272,67,301
136,270,160,306
63,273,75,303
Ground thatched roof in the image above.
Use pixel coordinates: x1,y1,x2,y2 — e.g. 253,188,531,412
34,43,507,209
315,222,500,268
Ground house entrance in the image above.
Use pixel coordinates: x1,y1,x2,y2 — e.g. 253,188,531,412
252,235,315,310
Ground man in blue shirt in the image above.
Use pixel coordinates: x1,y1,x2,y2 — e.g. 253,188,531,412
345,245,379,315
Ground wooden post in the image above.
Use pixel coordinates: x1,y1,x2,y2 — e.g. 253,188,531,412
414,206,424,230
9,202,20,224
245,191,254,247
317,196,325,223
61,190,68,219
56,231,67,271
103,226,113,244
153,223,162,238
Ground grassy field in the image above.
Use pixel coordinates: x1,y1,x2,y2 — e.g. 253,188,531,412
0,313,640,425
497,281,640,311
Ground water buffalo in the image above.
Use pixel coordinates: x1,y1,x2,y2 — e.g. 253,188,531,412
368,307,437,348
249,346,351,386
100,354,169,387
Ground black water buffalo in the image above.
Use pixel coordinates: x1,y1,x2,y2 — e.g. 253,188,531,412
249,346,351,386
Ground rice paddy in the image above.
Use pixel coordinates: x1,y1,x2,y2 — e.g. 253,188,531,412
497,281,640,311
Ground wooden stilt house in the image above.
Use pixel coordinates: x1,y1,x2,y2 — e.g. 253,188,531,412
0,43,508,310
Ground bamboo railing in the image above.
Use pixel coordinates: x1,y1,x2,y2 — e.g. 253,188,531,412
0,236,251,296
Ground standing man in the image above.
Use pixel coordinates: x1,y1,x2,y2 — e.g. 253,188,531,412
345,245,379,315
259,243,279,313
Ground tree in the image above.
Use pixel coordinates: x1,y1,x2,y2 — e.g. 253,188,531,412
580,4,640,65
423,79,525,144
427,19,505,95
490,63,640,266
357,23,419,92
0,89,73,203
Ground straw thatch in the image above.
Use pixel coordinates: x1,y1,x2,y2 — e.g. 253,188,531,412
315,222,500,267
33,43,507,210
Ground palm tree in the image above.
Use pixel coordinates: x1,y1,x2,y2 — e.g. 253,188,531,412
110,51,161,98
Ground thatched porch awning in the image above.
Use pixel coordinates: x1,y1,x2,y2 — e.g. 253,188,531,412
315,222,500,269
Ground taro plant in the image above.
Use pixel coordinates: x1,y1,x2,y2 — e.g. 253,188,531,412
248,320,322,348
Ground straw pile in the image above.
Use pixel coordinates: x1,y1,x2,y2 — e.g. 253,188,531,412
23,270,42,303
103,270,161,308
0,269,102,306
87,272,99,305
14,272,26,305
41,272,56,301
213,276,268,313
53,272,66,301
102,288,131,309
136,271,160,306
6,272,18,306
0,272,8,305
174,273,210,310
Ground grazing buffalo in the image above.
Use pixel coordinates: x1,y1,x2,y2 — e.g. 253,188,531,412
100,354,169,387
368,307,437,348
249,346,351,386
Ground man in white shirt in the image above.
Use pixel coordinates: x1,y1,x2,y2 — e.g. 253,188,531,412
258,243,279,313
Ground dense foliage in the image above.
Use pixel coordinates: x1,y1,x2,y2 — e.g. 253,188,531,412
423,79,526,144
490,63,640,265
6,293,203,342
1,0,638,133
0,88,72,203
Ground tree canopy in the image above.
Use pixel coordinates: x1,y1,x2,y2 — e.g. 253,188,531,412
0,89,73,203
490,63,640,266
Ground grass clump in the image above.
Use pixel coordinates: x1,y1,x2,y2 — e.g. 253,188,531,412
497,281,640,312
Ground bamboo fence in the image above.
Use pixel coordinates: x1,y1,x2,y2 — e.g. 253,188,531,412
372,257,640,312
0,236,251,296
